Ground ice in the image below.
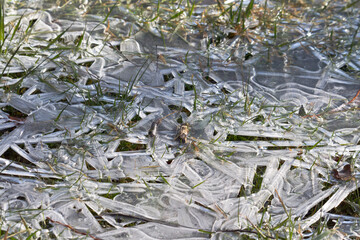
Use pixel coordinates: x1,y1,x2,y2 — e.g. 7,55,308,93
120,39,141,61
0,0,359,239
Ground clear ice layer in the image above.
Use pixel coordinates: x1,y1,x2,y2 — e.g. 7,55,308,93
0,0,359,239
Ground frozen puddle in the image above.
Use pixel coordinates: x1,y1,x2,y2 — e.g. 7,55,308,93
0,1,360,239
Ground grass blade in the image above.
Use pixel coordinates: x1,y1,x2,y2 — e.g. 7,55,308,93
169,10,184,20
0,0,5,43
0,0,4,43
244,0,254,19
187,0,195,17
159,173,170,186
103,0,119,23
44,24,73,50
1,44,22,77
10,15,23,43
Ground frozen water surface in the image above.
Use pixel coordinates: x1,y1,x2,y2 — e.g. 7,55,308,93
0,0,359,239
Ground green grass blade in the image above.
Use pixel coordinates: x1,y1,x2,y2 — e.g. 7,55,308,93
76,28,85,50
244,0,254,18
187,0,195,17
149,0,161,22
159,173,170,186
1,44,22,77
198,229,213,235
0,0,4,43
44,24,73,50
348,23,359,57
103,0,119,23
191,180,206,189
191,76,197,110
235,1,243,24
341,0,360,11
26,230,38,240
307,138,323,151
169,10,184,20
10,15,24,43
